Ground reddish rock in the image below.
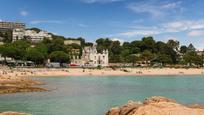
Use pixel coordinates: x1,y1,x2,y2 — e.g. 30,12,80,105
106,96,204,115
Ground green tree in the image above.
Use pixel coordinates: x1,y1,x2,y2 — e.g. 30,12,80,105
130,40,142,52
26,48,45,64
28,28,42,33
84,42,93,47
12,39,30,50
12,40,31,60
183,51,202,66
141,50,154,63
180,45,188,54
167,39,179,51
187,43,196,52
35,43,48,58
123,42,131,50
0,44,17,60
96,38,112,53
104,38,112,48
42,38,52,44
111,41,122,55
120,49,130,63
141,36,156,52
69,43,81,49
77,37,85,47
155,41,166,53
130,47,140,54
155,54,173,65
47,38,65,53
155,41,178,64
128,54,139,66
49,51,70,63
96,45,104,53
96,38,105,46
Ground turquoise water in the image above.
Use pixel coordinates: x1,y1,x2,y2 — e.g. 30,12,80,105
0,76,204,115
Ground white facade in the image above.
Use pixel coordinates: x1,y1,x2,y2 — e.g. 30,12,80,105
81,46,109,67
70,46,109,67
12,28,25,41
12,29,52,42
25,30,52,42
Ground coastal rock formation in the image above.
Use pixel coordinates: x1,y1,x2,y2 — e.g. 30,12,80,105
0,111,29,115
0,77,47,94
106,96,204,115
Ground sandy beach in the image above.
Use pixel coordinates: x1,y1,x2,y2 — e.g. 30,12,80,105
0,66,47,94
1,67,204,79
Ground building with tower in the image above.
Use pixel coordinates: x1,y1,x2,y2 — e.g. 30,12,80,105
70,45,109,67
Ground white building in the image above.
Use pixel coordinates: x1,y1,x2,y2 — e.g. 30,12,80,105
12,28,25,41
25,30,52,43
71,45,109,67
0,21,26,41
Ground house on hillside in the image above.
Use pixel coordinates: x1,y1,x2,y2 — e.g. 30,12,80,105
25,30,52,43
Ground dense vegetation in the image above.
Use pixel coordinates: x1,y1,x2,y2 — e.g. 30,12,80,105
96,37,203,67
0,30,203,67
0,33,85,65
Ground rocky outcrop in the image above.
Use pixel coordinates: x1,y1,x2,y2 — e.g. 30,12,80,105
0,79,47,94
0,111,29,115
106,96,204,115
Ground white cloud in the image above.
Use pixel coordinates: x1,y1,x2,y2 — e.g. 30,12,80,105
30,20,62,24
117,29,161,37
0,19,2,22
188,30,204,37
78,24,88,28
82,0,124,3
20,10,28,16
127,1,182,17
112,19,204,38
164,20,204,32
161,2,180,9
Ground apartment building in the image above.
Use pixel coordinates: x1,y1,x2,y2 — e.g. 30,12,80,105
25,30,52,43
0,21,26,41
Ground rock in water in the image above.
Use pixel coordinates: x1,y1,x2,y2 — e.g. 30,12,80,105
0,111,29,115
106,96,204,115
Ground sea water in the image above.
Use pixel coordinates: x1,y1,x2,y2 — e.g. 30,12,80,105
0,76,204,115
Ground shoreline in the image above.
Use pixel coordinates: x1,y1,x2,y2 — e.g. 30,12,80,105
0,67,47,94
1,67,204,78
33,74,204,78
0,67,203,94
26,68,204,77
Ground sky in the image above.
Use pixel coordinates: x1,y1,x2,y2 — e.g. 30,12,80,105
0,0,204,49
